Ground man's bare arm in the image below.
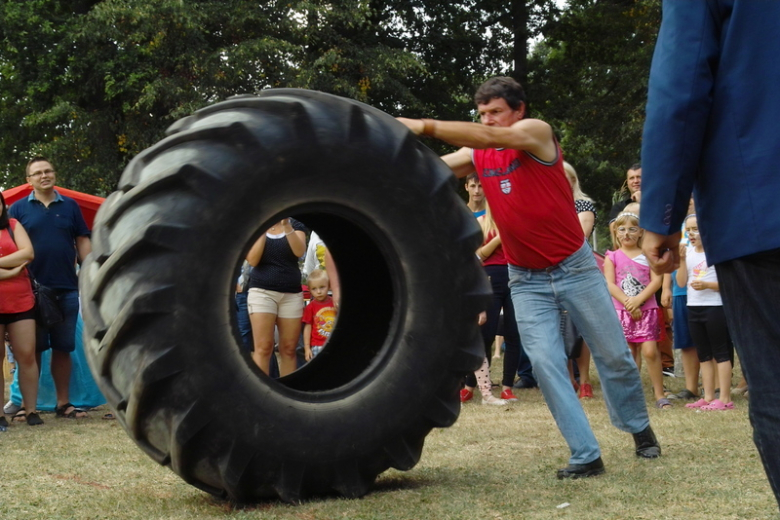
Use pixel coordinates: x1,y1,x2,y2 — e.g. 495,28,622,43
397,117,556,162
76,236,92,264
440,147,475,178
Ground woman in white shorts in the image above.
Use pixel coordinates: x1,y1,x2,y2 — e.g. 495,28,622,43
246,218,307,376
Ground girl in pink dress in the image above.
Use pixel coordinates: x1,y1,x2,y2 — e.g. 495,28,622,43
603,211,670,409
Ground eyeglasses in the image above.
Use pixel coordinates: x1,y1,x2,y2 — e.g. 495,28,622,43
27,169,55,178
616,227,640,235
686,229,700,236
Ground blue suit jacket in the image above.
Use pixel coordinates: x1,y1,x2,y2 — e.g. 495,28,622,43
641,0,780,265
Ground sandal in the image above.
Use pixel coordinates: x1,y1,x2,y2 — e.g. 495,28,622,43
26,412,44,426
655,398,673,409
12,408,27,423
55,403,88,419
700,399,735,411
685,398,710,409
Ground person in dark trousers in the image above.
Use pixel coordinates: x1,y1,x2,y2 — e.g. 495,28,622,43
641,0,780,510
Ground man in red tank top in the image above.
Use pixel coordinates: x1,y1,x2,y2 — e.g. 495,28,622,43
398,76,659,479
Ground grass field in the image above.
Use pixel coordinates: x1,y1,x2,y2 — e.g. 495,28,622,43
1,363,776,520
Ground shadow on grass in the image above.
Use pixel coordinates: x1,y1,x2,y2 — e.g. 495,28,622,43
194,469,460,511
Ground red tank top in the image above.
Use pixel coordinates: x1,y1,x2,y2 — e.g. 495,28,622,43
0,220,35,314
473,147,584,268
481,229,508,266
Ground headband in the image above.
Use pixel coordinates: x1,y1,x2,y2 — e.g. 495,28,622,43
617,212,639,220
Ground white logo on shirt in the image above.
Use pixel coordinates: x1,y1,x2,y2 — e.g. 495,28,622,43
500,179,512,194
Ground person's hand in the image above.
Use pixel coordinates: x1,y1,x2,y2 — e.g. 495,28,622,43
661,288,672,308
477,311,486,326
630,308,642,321
691,279,707,291
0,264,26,280
678,242,687,260
624,296,642,313
631,190,642,203
396,118,424,135
304,347,313,361
642,230,682,274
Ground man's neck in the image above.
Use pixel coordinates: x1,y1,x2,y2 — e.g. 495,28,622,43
33,188,57,206
468,200,485,213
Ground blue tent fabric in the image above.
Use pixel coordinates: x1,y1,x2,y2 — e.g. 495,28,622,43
10,314,106,411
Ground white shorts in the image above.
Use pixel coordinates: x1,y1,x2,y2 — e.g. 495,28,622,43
247,288,304,319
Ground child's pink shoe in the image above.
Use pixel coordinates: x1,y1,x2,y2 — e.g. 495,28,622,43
685,398,709,409
700,399,735,411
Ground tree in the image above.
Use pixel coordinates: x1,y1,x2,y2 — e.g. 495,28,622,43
528,0,661,248
0,0,300,194
1,0,535,193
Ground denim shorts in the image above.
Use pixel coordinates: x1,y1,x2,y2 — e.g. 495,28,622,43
672,294,694,349
36,289,80,353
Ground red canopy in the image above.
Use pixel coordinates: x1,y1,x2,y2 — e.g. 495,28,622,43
1,185,105,230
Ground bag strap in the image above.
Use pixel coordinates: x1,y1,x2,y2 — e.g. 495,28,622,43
5,221,15,244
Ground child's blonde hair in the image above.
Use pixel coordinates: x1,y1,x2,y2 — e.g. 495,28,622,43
624,202,640,215
611,211,643,250
307,268,329,286
563,161,593,203
479,202,498,239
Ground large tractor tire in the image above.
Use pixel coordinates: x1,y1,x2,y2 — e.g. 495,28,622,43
80,89,489,503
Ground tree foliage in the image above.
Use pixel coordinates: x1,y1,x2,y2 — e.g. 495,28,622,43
0,0,545,193
1,0,659,212
529,0,661,219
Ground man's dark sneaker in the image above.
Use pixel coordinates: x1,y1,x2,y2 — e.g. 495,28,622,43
668,388,697,400
556,457,606,479
513,378,538,389
633,426,661,459
662,366,675,377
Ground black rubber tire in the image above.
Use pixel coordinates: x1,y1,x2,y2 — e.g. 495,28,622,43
80,89,489,503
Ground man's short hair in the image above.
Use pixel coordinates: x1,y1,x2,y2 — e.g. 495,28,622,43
629,162,641,171
307,268,329,285
465,173,480,185
474,76,527,111
26,156,52,176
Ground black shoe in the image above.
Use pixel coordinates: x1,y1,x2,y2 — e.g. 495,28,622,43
513,378,538,389
662,366,675,377
668,388,697,400
26,412,44,426
0,416,8,432
556,457,605,479
633,426,661,459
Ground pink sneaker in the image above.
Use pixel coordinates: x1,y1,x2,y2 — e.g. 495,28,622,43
686,398,710,409
700,399,735,411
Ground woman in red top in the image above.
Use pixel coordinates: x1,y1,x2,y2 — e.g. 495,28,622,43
0,191,42,427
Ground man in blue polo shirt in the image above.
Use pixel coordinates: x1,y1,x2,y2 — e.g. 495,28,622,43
9,157,92,419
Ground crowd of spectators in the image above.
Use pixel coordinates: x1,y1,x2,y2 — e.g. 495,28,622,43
460,165,742,413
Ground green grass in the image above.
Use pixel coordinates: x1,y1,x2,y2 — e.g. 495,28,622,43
1,364,776,520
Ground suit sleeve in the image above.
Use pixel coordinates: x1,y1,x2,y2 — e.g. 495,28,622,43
640,0,722,235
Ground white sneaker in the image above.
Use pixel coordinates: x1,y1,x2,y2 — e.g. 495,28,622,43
4,400,21,415
481,395,508,406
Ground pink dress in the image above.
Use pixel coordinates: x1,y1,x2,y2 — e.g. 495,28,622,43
605,249,660,343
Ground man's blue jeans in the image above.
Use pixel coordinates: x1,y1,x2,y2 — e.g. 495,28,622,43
508,241,650,464
717,249,780,509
